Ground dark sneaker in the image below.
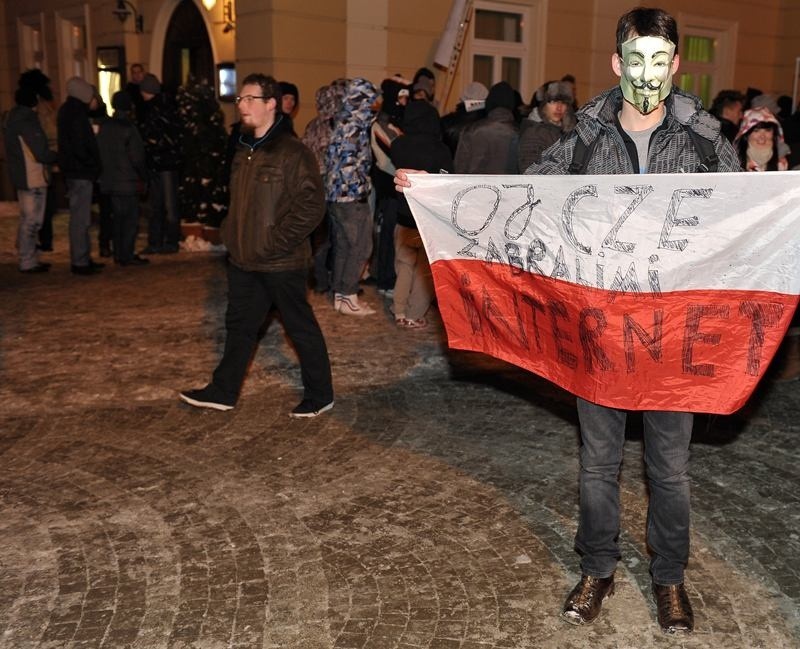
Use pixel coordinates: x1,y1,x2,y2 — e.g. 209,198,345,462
179,385,235,411
117,255,150,266
561,574,615,625
653,583,694,634
290,399,334,418
71,264,101,275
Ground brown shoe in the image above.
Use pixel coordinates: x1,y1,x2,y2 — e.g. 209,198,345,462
653,582,694,634
561,574,615,625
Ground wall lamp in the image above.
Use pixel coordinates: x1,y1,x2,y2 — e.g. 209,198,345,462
113,0,144,33
202,0,235,32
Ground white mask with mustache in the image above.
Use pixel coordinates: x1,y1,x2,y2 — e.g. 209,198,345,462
619,36,676,115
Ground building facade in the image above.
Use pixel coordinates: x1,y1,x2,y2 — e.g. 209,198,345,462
1,0,799,197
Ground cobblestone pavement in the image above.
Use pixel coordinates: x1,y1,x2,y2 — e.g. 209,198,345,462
0,209,798,649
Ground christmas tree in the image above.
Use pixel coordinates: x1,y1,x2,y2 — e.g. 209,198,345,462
176,77,229,227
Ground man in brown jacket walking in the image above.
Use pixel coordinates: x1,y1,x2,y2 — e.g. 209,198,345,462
180,73,334,417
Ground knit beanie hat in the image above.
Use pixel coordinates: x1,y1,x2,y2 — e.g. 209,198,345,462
112,90,133,112
485,81,515,112
66,76,94,104
279,81,299,103
460,81,488,113
139,73,161,95
460,81,489,103
750,94,780,117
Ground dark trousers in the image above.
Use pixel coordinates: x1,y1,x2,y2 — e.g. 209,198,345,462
375,195,397,290
110,194,140,263
311,210,332,292
211,263,333,405
148,169,180,249
38,182,57,250
98,192,113,251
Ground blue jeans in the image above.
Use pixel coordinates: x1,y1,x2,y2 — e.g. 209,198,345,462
17,187,47,270
329,200,373,295
66,178,94,266
575,398,692,585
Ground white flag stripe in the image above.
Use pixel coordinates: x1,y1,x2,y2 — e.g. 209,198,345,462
406,171,800,295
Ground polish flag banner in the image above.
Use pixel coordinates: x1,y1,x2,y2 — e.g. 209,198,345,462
405,171,800,414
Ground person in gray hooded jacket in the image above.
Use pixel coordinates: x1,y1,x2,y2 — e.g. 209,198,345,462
4,87,57,272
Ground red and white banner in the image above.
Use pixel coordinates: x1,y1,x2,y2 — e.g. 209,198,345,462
405,171,800,414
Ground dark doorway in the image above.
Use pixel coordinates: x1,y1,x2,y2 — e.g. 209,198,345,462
162,0,213,94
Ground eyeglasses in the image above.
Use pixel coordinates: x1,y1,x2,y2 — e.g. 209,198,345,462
235,95,267,105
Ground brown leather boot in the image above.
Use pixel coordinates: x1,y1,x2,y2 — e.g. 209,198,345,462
653,582,694,633
561,574,615,625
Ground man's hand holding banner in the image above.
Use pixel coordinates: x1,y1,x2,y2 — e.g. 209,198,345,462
405,171,800,414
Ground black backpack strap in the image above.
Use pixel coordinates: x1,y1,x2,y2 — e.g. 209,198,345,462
568,135,599,174
683,125,718,172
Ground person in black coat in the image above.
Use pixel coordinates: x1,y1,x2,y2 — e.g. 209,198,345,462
96,91,149,266
389,100,453,328
138,74,183,254
57,76,104,274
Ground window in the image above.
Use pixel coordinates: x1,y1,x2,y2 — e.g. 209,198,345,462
56,5,92,93
18,14,46,71
676,15,737,109
470,2,529,94
677,35,715,107
97,47,125,110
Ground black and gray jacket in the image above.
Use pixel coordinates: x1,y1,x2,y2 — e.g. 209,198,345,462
528,86,740,175
4,105,57,190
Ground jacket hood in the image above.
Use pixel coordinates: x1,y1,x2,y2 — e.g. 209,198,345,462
314,84,339,121
576,86,720,143
339,77,379,127
401,101,441,137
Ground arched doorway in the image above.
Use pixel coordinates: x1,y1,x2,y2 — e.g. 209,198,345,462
162,0,214,94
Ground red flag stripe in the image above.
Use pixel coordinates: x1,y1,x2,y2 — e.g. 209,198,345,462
432,258,799,414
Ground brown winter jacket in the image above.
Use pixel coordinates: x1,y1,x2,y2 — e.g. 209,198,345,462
222,117,325,272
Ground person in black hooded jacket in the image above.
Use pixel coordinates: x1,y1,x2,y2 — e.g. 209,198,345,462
389,100,452,328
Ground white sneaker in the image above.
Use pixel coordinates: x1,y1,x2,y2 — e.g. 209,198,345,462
335,293,376,316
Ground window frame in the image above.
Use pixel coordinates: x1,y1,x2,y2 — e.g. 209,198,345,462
17,12,48,73
465,0,546,102
55,3,94,96
676,13,737,109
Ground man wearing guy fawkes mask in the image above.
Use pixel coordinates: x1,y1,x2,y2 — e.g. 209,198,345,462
393,5,742,635
527,6,741,635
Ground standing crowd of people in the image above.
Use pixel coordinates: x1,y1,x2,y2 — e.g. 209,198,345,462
4,64,184,274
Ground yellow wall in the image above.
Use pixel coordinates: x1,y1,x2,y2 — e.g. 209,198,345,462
2,0,800,139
